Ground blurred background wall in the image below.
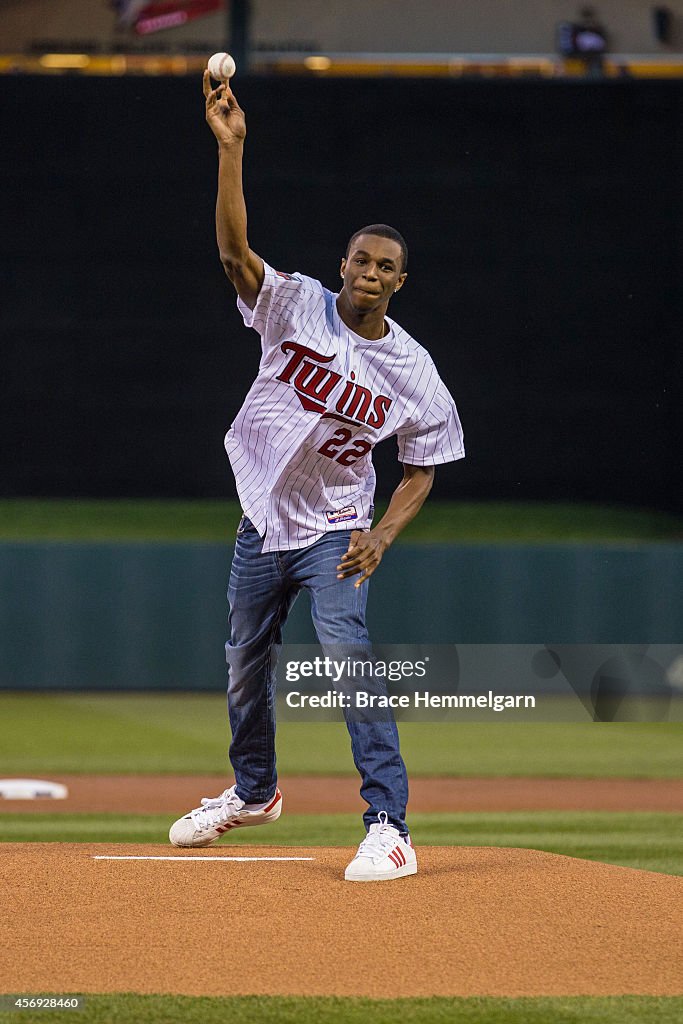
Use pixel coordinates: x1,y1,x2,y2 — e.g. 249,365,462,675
2,75,681,509
1,5,681,688
3,0,683,54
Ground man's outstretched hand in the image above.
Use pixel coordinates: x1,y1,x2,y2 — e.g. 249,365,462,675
337,529,389,588
203,70,246,147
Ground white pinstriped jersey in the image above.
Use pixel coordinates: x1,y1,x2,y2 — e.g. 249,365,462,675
224,262,465,552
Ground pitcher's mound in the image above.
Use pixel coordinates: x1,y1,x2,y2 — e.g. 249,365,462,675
1,843,682,997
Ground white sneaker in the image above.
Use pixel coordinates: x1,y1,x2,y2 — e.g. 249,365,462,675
169,785,282,848
344,811,417,882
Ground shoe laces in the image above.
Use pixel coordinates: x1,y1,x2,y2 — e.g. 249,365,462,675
190,787,244,830
357,811,403,862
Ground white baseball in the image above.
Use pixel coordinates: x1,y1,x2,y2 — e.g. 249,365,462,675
208,52,236,81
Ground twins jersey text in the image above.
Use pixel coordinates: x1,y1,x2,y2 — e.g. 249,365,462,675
225,263,465,551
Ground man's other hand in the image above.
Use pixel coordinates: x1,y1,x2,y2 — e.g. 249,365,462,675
337,529,389,587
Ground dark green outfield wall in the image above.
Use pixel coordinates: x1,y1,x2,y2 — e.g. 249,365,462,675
0,543,680,690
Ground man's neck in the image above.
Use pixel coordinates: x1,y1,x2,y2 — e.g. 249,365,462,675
336,293,389,341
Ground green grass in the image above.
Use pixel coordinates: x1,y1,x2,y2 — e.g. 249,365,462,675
1,995,682,1024
0,499,681,542
2,811,682,876
1,694,682,776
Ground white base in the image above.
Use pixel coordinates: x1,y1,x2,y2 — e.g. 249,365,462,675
0,779,68,800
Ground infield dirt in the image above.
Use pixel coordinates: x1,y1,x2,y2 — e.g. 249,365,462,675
1,842,682,998
6,775,683,813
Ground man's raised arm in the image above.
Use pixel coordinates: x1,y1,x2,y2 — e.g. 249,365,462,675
202,70,264,310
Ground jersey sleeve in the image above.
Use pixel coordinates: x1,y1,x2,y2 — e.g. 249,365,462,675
396,377,465,466
237,262,316,355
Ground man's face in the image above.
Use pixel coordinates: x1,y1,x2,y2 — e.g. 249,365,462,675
340,234,407,311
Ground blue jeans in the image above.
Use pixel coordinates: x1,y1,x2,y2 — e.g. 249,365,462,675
225,516,409,834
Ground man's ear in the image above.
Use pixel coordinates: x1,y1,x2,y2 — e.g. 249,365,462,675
339,257,347,280
394,272,408,293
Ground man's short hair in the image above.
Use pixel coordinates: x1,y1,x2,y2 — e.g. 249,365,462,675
346,224,408,274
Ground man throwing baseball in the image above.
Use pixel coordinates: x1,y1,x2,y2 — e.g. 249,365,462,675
169,72,465,881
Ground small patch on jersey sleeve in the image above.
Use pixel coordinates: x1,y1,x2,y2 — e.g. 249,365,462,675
325,505,358,525
276,271,293,280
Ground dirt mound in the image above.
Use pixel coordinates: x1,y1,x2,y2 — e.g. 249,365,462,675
1,843,681,997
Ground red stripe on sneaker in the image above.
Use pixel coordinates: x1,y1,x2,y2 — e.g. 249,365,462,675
388,850,401,868
393,845,406,866
263,790,282,813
